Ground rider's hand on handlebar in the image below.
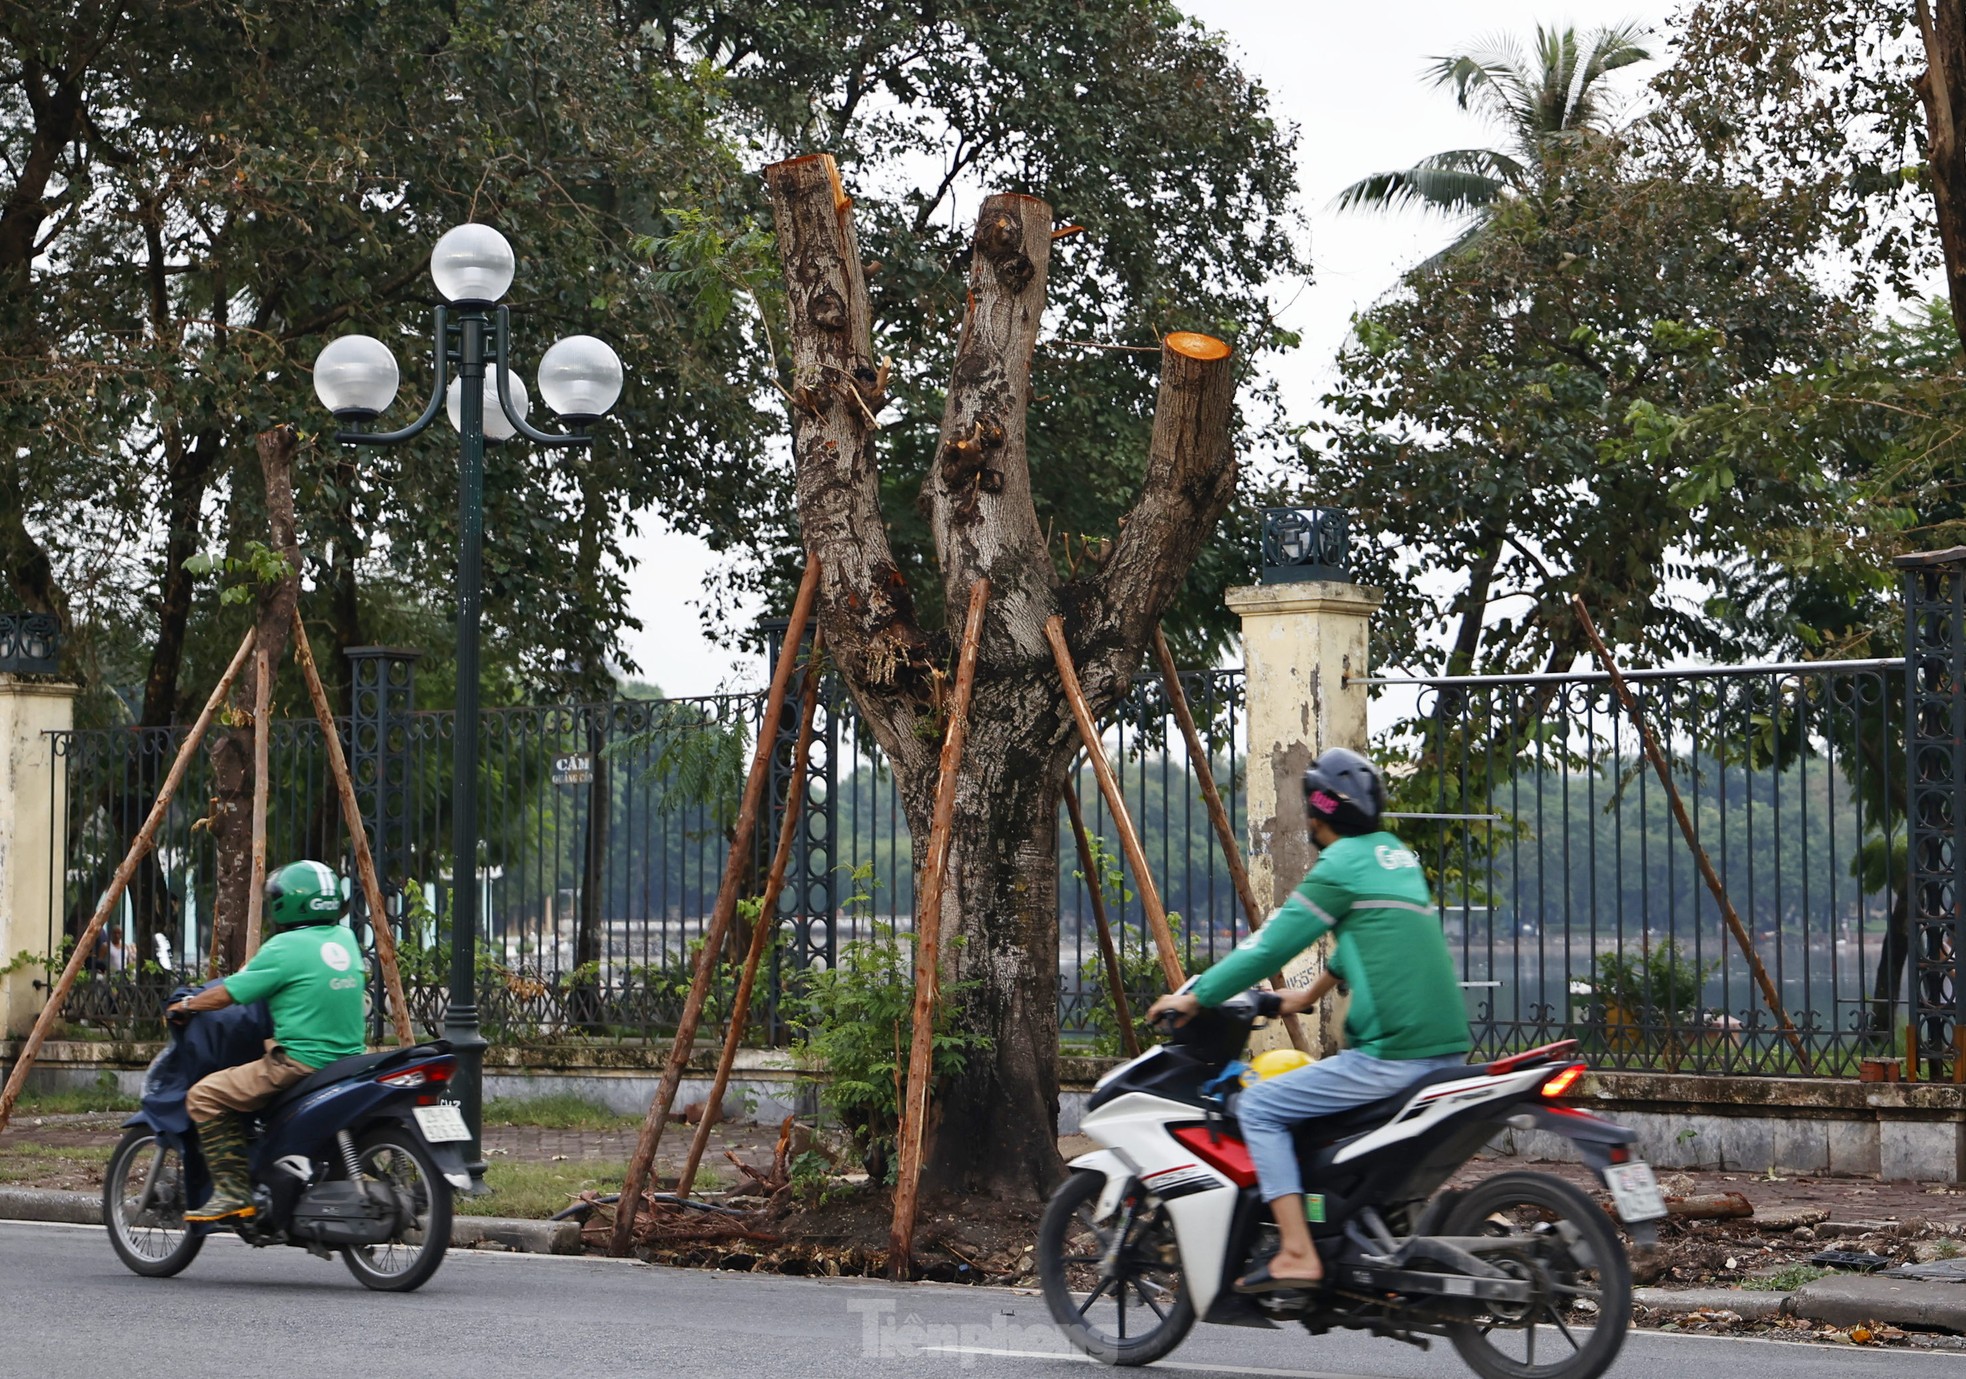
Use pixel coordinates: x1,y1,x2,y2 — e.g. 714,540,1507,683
165,1001,192,1028
1145,991,1200,1029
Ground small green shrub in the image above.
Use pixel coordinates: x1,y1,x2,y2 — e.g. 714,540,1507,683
1591,939,1714,1017
793,914,986,1184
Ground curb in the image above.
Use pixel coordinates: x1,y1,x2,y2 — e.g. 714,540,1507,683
1632,1287,1790,1322
1792,1276,1966,1333
0,1187,101,1225
0,1187,580,1254
451,1214,584,1255
1636,1279,1966,1336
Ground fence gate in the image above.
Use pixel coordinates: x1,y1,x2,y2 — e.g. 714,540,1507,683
1900,548,1966,1077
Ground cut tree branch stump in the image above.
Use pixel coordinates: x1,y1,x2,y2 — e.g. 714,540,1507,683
890,577,990,1278
610,560,821,1257
1047,616,1185,990
0,627,257,1134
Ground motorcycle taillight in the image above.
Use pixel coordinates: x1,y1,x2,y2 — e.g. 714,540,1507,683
1539,1063,1586,1098
378,1060,454,1089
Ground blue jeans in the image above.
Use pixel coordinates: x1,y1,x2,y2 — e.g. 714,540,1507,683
1236,1049,1469,1202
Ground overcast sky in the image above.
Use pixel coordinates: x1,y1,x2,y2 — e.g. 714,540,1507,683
616,2,1678,695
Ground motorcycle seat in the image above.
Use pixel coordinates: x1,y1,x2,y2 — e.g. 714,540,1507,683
1286,1063,1482,1149
264,1049,402,1113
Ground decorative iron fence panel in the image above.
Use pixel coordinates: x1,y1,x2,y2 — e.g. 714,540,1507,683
45,668,1250,1048
1372,658,1907,1076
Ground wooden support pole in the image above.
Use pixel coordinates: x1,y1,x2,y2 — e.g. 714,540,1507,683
1046,616,1185,989
0,627,257,1134
1152,629,1309,1054
1572,597,1813,1073
674,634,826,1197
611,560,822,1257
1063,781,1141,1059
243,645,273,956
889,577,990,1278
291,606,415,1047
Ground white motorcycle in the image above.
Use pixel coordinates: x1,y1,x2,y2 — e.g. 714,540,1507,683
1040,989,1665,1379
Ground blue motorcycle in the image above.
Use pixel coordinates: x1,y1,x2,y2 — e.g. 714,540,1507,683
102,986,469,1292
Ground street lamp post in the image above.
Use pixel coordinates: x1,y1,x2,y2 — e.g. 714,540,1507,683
313,225,623,1186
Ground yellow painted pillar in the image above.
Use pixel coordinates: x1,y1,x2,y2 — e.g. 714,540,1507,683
0,675,77,1037
1226,579,1381,1055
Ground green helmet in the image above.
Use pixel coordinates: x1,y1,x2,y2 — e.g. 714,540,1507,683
265,860,343,928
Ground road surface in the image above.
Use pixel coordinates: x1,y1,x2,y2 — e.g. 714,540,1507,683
1,1220,1954,1379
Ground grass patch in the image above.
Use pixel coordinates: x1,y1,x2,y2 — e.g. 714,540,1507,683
481,1093,639,1131
1744,1264,1833,1292
0,1143,115,1184
460,1159,626,1219
12,1078,138,1115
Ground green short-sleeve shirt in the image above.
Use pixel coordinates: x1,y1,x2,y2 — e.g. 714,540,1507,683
222,923,367,1070
1190,831,1470,1060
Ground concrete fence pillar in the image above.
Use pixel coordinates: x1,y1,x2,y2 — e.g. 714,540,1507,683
1226,507,1381,1054
0,675,77,1038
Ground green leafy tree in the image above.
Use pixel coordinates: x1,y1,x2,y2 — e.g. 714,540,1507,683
1321,136,1852,681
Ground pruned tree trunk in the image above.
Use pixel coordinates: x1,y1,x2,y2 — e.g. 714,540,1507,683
208,426,301,973
1920,0,1966,350
765,155,1239,1202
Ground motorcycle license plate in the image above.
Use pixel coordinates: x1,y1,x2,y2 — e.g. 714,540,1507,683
1605,1161,1667,1222
413,1104,471,1143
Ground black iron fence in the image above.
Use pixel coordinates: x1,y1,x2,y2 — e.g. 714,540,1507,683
44,662,1251,1048
1370,657,1906,1076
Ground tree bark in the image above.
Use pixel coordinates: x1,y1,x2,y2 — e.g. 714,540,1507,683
765,154,1241,1203
207,427,301,974
1918,0,1966,350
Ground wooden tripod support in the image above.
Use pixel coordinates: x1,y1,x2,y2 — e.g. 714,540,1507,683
889,577,990,1277
609,560,821,1257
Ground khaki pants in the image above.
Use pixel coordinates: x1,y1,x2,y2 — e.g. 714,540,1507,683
185,1039,316,1124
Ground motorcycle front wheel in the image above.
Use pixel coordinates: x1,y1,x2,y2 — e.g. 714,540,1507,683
1440,1170,1631,1379
1038,1169,1195,1366
103,1127,204,1278
339,1127,452,1292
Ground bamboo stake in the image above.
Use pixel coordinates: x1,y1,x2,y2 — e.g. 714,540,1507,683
291,606,415,1047
1152,629,1309,1055
243,645,273,957
1571,597,1813,1073
611,560,822,1256
0,628,257,1134
890,577,990,1278
674,634,825,1196
1045,617,1185,989
1063,781,1141,1059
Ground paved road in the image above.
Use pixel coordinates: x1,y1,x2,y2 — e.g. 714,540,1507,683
2,1220,1956,1379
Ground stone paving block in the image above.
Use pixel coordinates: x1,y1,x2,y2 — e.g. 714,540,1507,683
1773,1119,1830,1176
1881,1120,1963,1183
1827,1119,1881,1178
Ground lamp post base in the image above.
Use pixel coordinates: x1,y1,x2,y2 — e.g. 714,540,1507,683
442,1006,492,1193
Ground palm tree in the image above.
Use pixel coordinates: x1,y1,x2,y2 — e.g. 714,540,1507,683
1336,23,1651,236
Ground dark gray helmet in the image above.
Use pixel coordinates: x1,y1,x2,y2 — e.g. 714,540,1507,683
1302,747,1385,837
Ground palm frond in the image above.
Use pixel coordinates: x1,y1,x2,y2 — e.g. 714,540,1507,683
1333,165,1509,216
1425,33,1533,128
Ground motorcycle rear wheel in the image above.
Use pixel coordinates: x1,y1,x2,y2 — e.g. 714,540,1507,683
1039,1169,1196,1366
104,1127,205,1278
1439,1170,1631,1379
339,1127,452,1292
